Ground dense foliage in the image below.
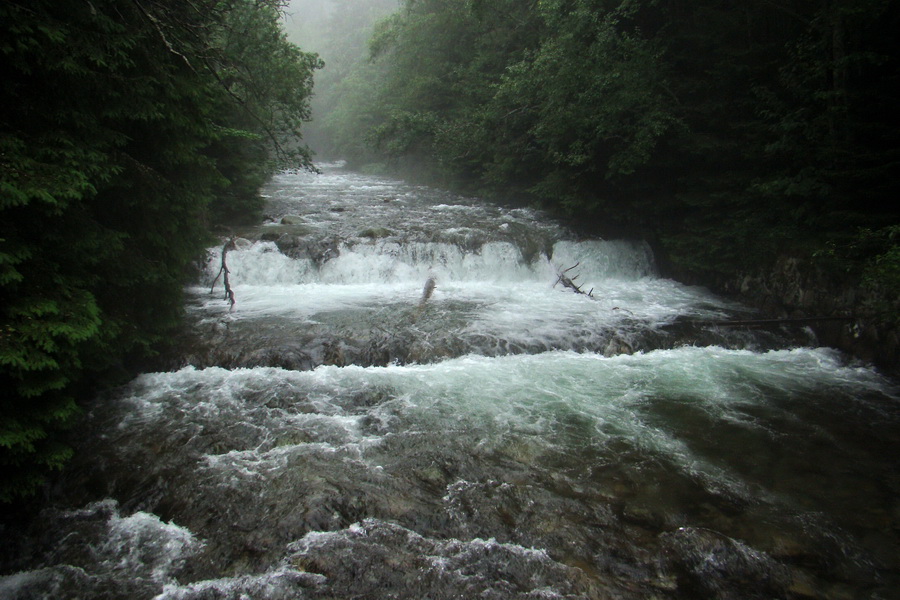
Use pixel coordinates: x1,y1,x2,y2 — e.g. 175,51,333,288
318,0,900,288
282,0,398,163
0,0,320,501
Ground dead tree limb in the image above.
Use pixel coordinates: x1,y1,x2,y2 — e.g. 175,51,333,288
554,263,594,298
210,237,237,309
131,0,196,71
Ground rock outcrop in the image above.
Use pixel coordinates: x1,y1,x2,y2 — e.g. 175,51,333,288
708,256,899,374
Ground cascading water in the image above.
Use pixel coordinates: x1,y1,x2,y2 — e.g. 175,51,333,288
3,163,899,600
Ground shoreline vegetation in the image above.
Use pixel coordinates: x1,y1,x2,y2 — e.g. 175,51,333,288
0,0,321,501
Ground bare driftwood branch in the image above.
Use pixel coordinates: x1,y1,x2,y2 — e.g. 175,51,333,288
554,263,594,298
210,237,237,309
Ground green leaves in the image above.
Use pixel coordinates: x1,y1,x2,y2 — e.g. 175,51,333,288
0,0,320,501
502,3,676,182
314,0,897,292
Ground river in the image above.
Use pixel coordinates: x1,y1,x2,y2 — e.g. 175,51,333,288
2,164,899,599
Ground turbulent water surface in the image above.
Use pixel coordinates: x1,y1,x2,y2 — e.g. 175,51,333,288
3,164,899,600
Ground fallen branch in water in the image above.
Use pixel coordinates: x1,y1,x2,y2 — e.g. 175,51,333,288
555,264,639,316
210,237,237,309
554,262,594,298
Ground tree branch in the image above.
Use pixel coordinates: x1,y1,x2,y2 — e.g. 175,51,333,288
210,237,237,309
131,0,196,72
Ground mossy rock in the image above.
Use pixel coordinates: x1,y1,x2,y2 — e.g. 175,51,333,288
359,227,393,239
258,224,317,241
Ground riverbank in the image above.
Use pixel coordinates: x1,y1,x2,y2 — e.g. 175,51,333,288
665,254,900,377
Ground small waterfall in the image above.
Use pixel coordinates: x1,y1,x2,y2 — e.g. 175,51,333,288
206,238,655,287
189,232,734,369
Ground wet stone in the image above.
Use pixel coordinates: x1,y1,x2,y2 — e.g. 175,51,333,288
660,527,793,599
284,519,644,599
358,226,393,239
861,531,900,570
786,570,833,599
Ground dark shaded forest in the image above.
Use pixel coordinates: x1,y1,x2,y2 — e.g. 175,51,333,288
303,0,900,301
0,0,320,501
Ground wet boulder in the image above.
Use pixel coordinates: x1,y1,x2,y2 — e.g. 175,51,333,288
358,227,393,239
286,519,617,599
660,526,792,599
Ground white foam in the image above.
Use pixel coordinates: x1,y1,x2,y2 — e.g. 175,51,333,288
0,500,202,598
203,237,657,288
107,347,897,507
205,241,316,287
194,244,728,339
285,518,584,597
154,567,323,600
100,506,202,583
551,239,656,280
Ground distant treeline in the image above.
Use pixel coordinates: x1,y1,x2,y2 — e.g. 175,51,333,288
311,0,899,298
0,0,320,501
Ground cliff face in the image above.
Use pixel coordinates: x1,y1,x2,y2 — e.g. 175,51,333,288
709,256,900,375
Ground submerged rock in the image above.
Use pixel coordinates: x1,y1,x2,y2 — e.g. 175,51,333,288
285,519,631,599
358,226,393,239
660,526,792,600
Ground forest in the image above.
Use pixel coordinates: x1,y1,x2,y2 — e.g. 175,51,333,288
2,0,899,500
303,0,899,280
0,0,320,501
